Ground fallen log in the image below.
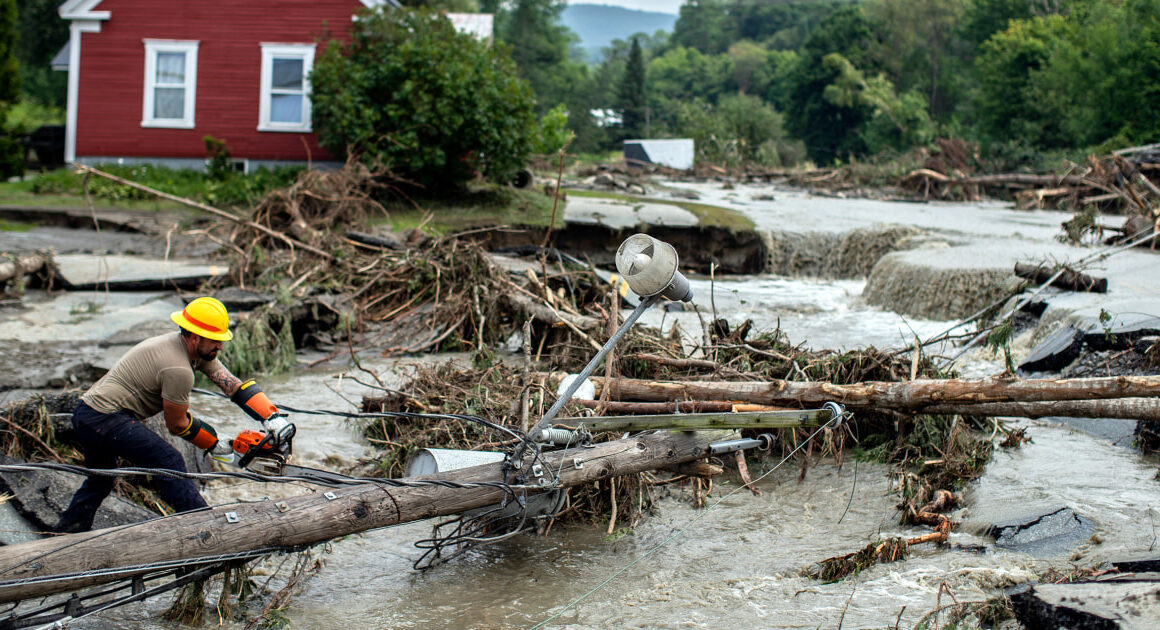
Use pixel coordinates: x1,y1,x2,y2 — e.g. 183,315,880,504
0,430,730,603
0,252,51,285
503,292,603,332
585,374,1160,411
1014,263,1107,293
919,397,1160,422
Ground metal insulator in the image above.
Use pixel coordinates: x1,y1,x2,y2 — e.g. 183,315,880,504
537,428,580,445
823,401,847,428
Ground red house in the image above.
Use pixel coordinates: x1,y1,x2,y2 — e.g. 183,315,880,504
57,0,399,171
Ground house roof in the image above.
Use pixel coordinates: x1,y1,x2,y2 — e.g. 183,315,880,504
58,0,400,21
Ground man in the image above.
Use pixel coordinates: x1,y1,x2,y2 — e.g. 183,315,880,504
54,296,284,533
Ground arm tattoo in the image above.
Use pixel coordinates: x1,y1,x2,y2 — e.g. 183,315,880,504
208,367,243,396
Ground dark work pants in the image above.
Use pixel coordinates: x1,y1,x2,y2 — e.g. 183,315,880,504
56,401,208,532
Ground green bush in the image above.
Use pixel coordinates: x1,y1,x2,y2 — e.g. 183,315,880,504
311,9,536,189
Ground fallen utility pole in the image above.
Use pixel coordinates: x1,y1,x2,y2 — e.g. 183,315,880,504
577,400,794,414
0,430,730,604
586,374,1160,411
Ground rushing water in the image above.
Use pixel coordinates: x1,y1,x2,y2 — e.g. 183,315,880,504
19,184,1160,629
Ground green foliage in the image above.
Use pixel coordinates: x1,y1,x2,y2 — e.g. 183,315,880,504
648,46,734,106
973,2,1160,150
220,308,297,378
531,104,572,154
16,0,69,107
671,0,732,54
204,135,233,181
822,53,935,153
784,5,876,162
984,319,1016,374
674,94,801,168
0,0,21,179
312,9,536,188
864,0,966,118
30,163,302,208
3,98,62,134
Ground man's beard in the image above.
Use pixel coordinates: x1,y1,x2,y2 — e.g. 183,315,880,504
198,348,218,361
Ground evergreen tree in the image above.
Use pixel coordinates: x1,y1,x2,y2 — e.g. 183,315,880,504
618,37,647,139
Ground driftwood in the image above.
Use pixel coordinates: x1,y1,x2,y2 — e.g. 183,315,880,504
0,252,51,285
585,374,1160,412
0,430,729,603
1014,263,1107,293
504,292,602,332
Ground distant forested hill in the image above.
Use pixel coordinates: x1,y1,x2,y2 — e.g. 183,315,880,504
562,4,678,62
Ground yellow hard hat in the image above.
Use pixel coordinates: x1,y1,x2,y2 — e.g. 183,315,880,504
171,296,233,341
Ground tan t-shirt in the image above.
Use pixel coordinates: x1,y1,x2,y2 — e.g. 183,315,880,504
82,332,224,420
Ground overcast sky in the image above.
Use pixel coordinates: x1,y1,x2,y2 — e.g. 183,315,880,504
571,0,684,15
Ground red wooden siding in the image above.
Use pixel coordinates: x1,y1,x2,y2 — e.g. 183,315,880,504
76,0,366,162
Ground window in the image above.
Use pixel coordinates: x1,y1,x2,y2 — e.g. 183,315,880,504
142,40,198,128
259,44,315,132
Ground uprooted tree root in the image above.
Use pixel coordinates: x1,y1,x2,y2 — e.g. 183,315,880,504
806,490,958,582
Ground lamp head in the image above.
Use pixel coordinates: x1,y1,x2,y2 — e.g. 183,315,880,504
614,234,693,302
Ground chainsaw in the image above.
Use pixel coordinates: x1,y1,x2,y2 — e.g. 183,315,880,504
216,415,296,473
219,417,356,484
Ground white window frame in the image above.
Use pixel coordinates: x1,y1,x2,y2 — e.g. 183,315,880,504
141,39,199,129
258,43,316,133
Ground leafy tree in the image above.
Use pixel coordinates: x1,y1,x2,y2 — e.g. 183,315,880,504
959,0,1041,48
727,40,766,95
671,0,732,54
617,37,647,139
972,14,1070,147
751,48,799,111
311,9,535,188
1,0,23,178
783,5,878,162
674,94,800,168
864,0,966,118
822,53,934,153
16,0,68,107
648,46,733,105
499,0,577,112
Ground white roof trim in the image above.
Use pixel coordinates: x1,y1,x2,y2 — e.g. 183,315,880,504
59,0,109,20
360,0,402,8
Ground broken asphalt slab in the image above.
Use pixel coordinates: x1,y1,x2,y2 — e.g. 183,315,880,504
53,254,229,291
1009,577,1160,630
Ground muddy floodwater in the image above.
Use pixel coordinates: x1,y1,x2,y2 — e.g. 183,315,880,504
6,181,1160,628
